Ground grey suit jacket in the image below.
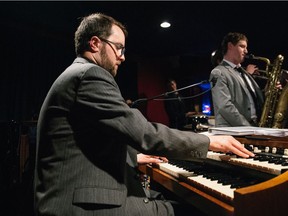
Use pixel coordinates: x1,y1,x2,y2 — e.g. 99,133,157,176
34,57,210,216
210,61,264,127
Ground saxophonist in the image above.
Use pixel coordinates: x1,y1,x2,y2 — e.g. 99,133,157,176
210,32,265,127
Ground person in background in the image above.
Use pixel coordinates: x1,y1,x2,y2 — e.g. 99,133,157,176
209,32,265,127
164,79,197,130
34,14,254,216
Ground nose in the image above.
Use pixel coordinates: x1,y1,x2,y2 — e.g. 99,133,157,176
119,54,125,62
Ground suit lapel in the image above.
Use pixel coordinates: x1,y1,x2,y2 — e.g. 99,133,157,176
223,64,251,96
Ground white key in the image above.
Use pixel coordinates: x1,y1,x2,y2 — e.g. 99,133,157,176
158,162,194,178
229,158,284,175
207,151,224,161
208,151,286,175
187,175,235,199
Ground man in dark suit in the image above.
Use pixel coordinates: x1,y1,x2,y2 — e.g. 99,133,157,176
210,32,264,127
164,79,196,130
34,14,254,216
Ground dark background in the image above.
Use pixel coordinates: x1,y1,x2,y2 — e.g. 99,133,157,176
1,1,288,122
1,1,288,215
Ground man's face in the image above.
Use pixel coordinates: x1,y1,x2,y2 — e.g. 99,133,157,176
169,81,177,91
99,25,125,77
229,40,248,64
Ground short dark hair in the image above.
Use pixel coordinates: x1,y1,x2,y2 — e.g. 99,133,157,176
74,13,128,55
221,32,247,55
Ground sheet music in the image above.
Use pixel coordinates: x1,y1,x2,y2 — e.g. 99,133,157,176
208,126,288,137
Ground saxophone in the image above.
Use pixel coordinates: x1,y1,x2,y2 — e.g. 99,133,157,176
258,54,284,128
245,54,270,77
272,82,288,128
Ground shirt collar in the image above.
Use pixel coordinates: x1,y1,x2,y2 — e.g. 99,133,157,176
223,59,241,69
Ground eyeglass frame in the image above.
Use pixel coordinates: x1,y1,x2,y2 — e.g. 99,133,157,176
98,37,125,57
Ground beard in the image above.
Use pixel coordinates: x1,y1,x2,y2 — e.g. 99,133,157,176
100,48,117,77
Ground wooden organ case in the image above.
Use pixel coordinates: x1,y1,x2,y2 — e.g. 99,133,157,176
139,135,288,216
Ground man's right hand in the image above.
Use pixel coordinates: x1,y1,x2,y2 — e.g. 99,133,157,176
207,135,255,158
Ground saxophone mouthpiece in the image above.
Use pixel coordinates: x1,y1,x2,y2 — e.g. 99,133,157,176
245,54,255,59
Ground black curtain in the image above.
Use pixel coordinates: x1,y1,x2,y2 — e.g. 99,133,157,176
0,18,75,122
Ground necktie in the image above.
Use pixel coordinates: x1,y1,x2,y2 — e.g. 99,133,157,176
236,67,261,119
236,67,256,97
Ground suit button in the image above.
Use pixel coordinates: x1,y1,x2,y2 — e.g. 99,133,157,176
143,198,149,203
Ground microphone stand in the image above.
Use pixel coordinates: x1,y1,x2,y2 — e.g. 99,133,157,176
131,80,208,108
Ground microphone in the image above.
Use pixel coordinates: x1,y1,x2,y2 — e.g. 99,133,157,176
130,98,147,108
245,54,255,59
131,80,208,108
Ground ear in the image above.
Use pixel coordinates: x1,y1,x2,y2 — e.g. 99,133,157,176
89,36,102,52
227,42,234,50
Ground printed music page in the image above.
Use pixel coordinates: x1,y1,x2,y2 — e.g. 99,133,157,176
208,126,288,137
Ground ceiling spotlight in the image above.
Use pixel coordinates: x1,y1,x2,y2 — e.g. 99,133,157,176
160,21,171,28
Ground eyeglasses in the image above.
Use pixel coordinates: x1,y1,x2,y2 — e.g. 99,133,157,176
99,37,125,57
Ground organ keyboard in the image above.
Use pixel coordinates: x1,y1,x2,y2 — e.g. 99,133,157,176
207,150,288,175
139,135,288,216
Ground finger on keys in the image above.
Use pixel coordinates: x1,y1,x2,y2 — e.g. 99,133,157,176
208,135,254,158
231,139,255,158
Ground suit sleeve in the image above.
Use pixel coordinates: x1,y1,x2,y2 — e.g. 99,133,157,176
73,66,210,160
